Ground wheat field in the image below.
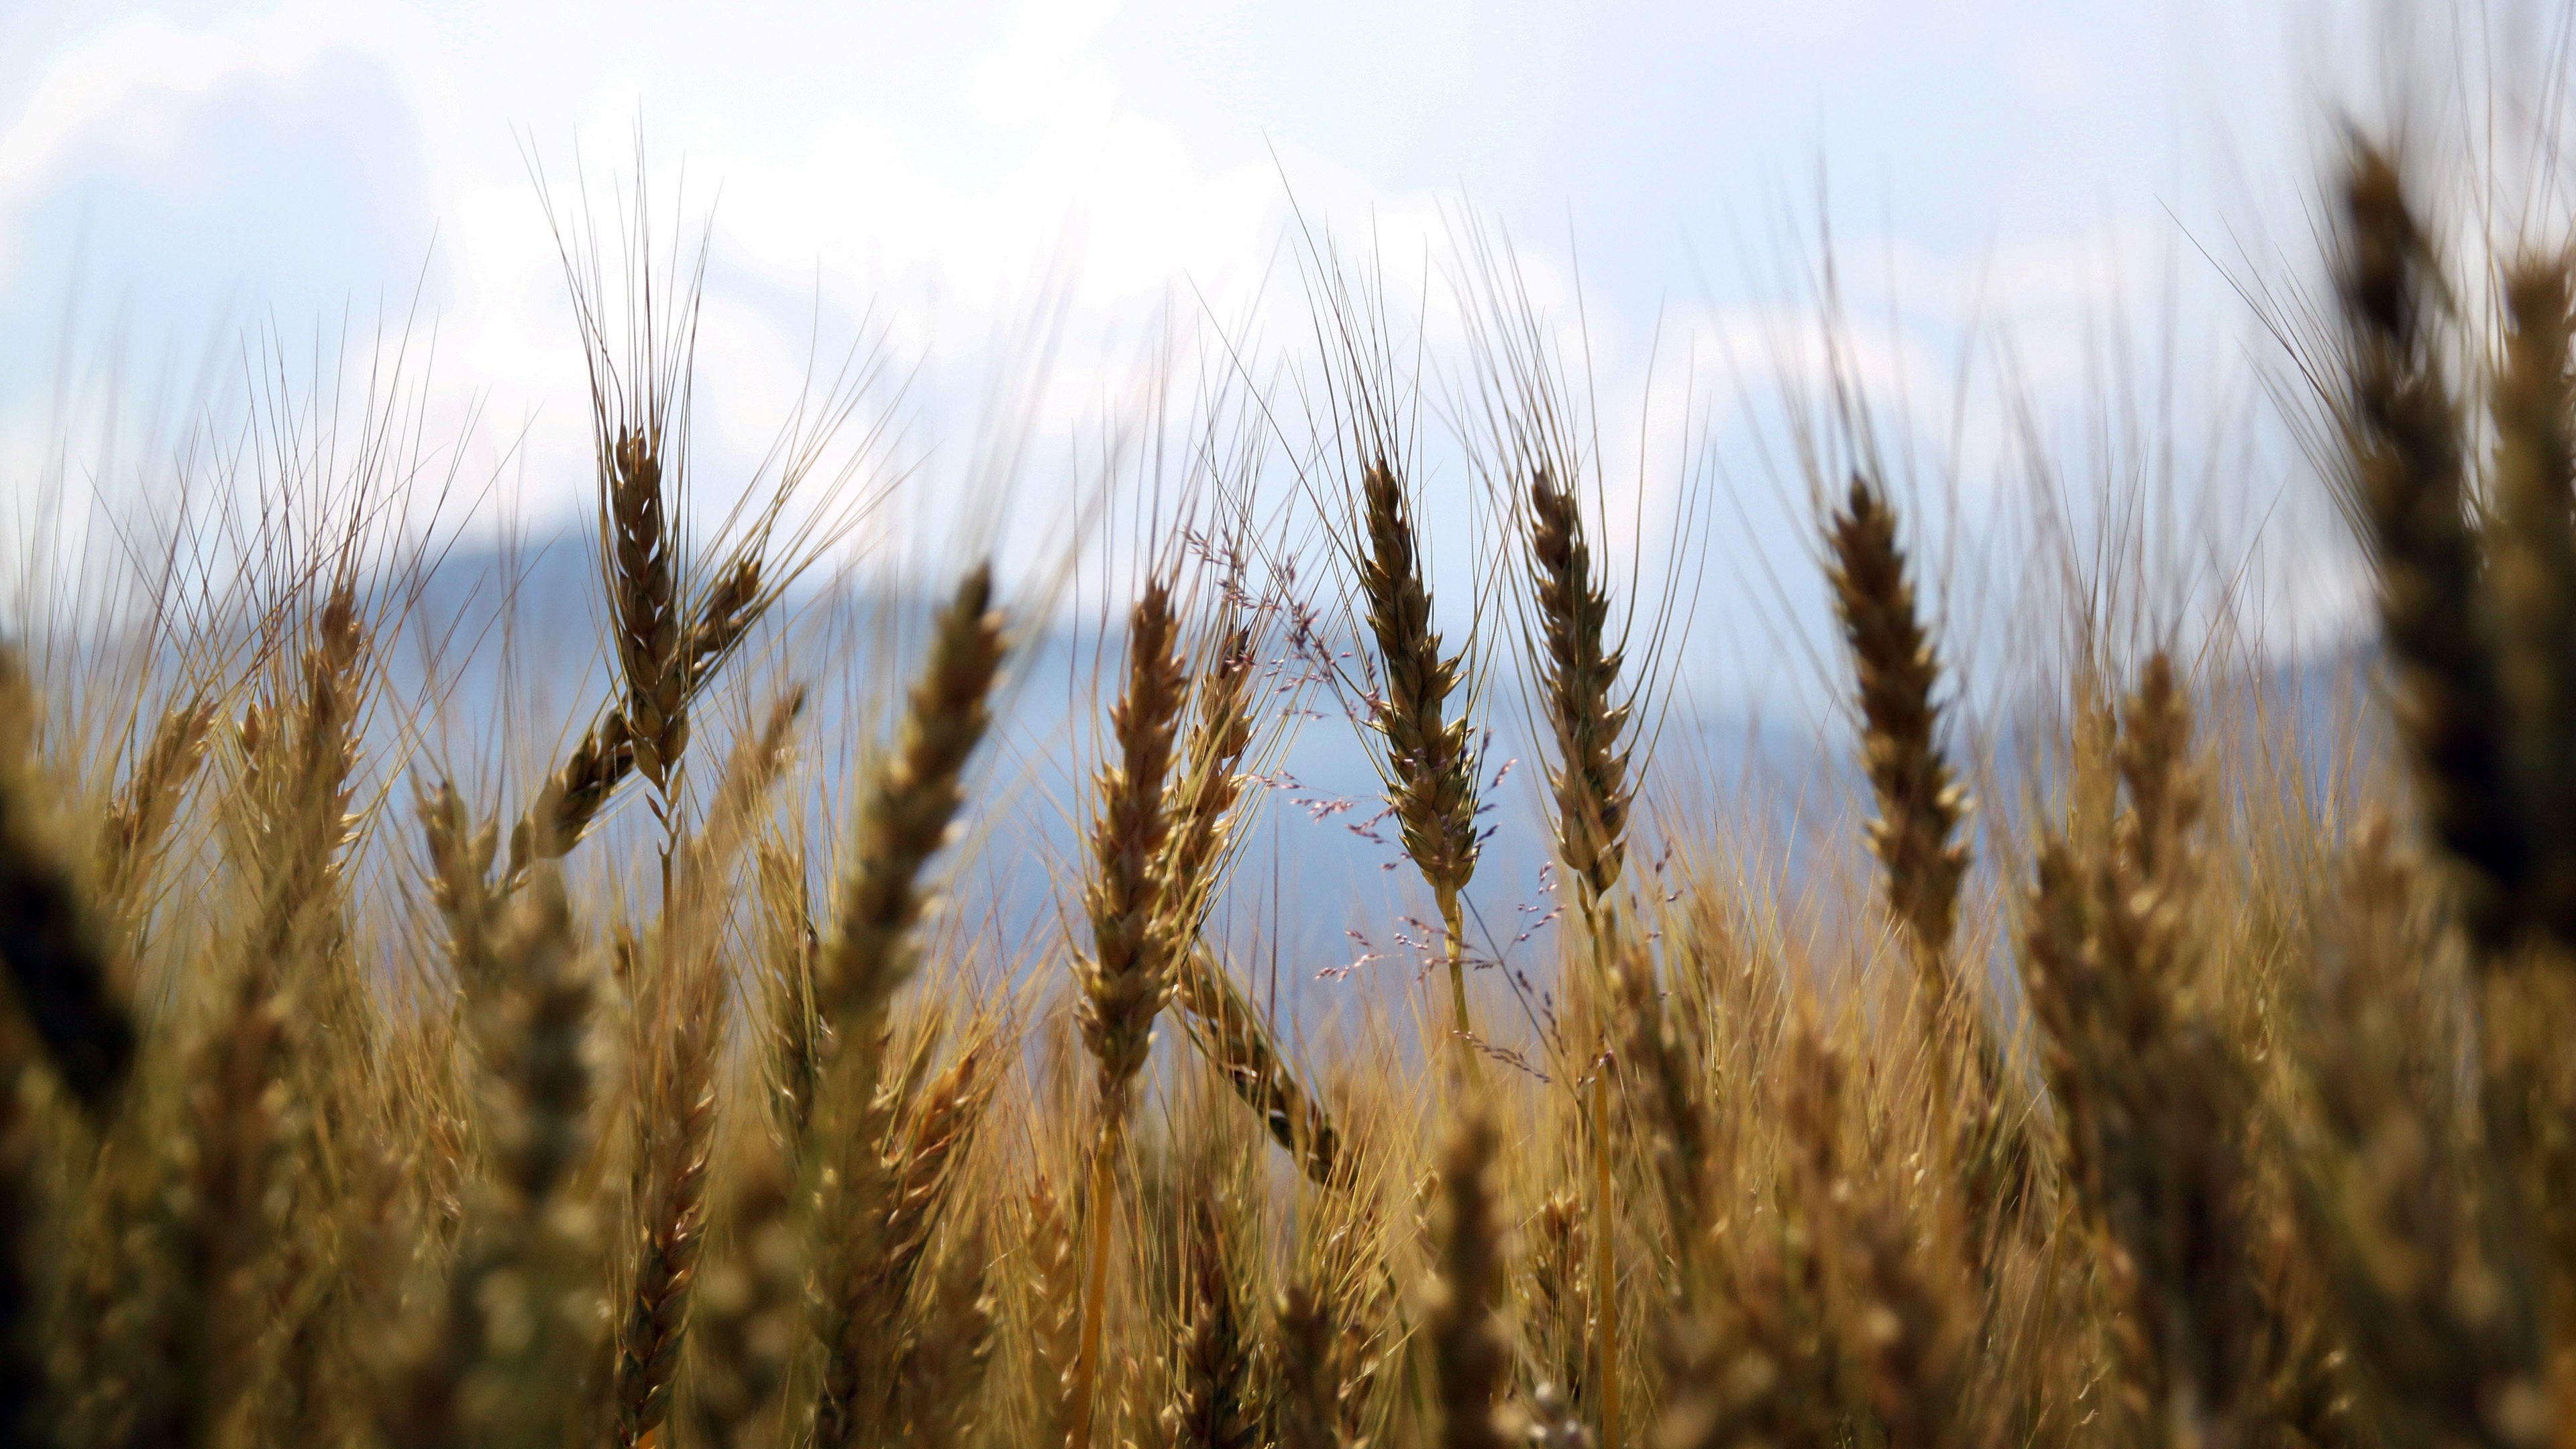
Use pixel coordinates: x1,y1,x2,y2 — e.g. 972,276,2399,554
0,110,2563,1449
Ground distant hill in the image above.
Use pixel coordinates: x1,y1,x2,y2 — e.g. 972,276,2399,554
343,539,2385,1051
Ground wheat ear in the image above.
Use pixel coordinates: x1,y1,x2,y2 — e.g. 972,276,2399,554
603,425,686,800
1355,459,1484,1063
894,1217,1000,1449
380,874,592,1448
1066,578,1190,1449
771,564,1003,1443
814,564,1007,1049
1159,627,1346,1184
0,650,132,1114
1428,1109,1512,1449
2019,653,2263,1449
1523,464,1636,1448
96,690,217,932
1525,466,1633,926
1026,1171,1083,1446
1163,1190,1260,1449
610,691,804,1448
2334,144,2528,947
810,1036,999,1449
1178,947,1342,1187
505,557,777,887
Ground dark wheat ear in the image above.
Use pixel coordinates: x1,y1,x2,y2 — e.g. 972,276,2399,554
2485,254,2576,943
2334,143,2528,949
0,651,131,1116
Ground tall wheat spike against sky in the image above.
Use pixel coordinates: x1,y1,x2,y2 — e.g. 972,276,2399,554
5,3,2576,1449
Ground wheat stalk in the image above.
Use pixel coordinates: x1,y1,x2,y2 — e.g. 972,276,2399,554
1519,463,1640,1449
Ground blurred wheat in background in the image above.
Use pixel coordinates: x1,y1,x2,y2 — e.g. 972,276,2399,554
9,7,2576,1448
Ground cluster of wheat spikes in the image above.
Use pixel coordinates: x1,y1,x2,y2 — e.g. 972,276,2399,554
7,123,2576,1449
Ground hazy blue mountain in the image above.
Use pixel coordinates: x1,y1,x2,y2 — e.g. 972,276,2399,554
356,538,2383,1053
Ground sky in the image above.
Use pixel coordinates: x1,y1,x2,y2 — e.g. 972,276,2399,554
0,0,2471,715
